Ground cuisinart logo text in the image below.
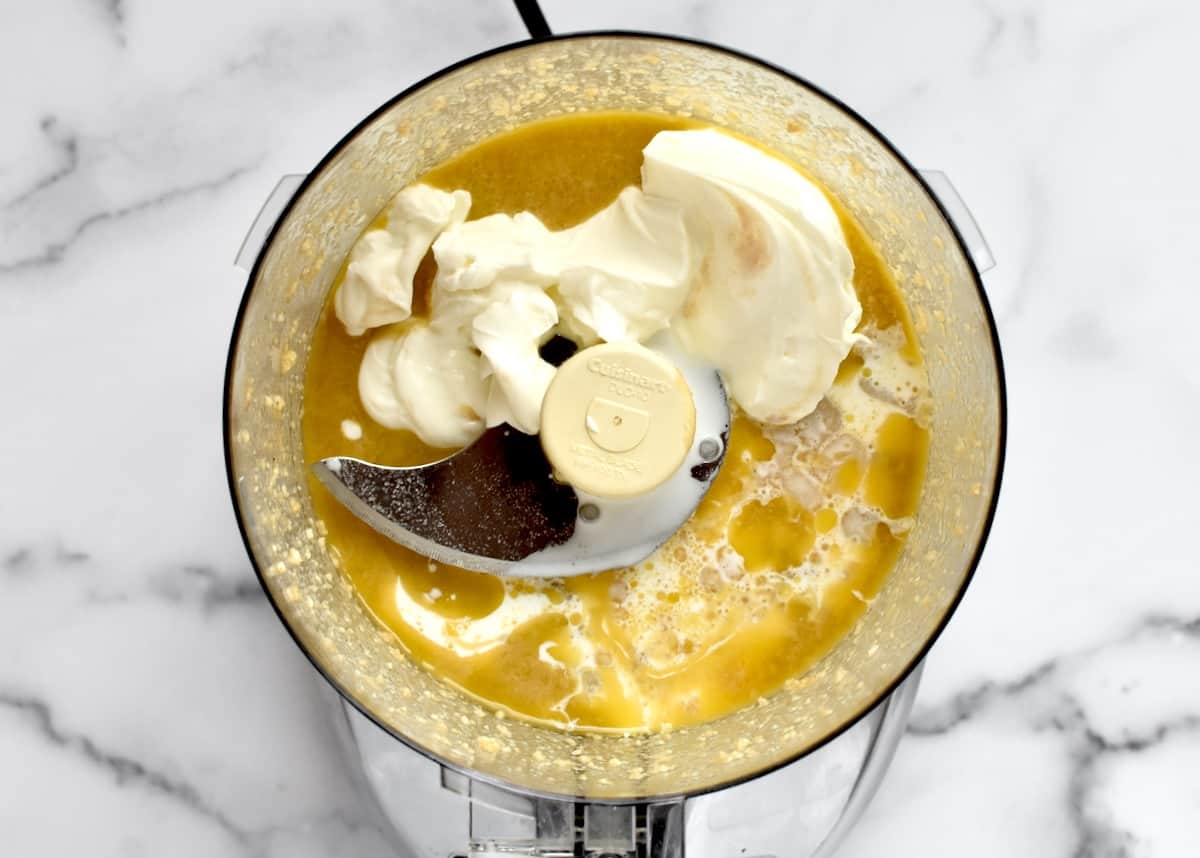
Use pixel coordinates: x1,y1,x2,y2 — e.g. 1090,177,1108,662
586,358,670,394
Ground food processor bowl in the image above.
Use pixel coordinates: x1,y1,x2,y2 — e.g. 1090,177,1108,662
225,33,1004,802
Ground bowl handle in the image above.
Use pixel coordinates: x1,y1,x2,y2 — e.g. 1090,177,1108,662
919,170,995,274
233,173,307,272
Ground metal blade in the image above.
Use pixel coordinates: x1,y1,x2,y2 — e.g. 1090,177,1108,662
312,426,579,576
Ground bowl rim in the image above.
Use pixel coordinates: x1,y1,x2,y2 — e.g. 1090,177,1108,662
223,29,1008,804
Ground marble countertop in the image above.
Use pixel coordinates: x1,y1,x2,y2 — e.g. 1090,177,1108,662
2,0,1196,854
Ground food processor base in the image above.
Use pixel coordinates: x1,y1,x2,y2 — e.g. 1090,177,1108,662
328,662,922,858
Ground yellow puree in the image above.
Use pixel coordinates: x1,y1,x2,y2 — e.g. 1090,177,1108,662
302,112,930,732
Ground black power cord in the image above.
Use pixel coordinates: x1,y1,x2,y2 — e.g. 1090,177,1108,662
514,0,553,40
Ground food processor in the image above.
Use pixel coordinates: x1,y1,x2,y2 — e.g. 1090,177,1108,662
225,31,1004,858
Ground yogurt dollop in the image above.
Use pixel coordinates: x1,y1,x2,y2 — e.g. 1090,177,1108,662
346,187,691,444
429,185,693,347
357,322,488,448
337,128,861,447
546,186,695,345
642,129,861,424
335,185,470,336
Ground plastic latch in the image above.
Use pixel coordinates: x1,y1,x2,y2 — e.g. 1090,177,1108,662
233,174,307,271
918,170,996,274
585,804,636,856
451,770,684,858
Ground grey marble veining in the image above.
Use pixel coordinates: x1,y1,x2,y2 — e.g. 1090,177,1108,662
1,0,1197,855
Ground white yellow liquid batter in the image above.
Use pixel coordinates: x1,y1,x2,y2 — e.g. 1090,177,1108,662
302,112,930,731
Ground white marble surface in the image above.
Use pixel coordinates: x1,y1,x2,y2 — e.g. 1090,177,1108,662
1,0,1196,854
